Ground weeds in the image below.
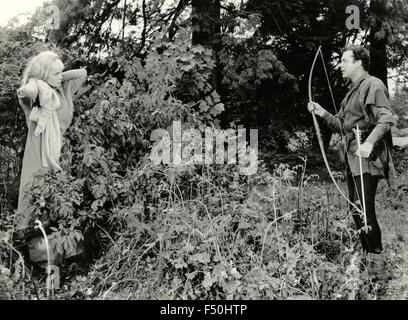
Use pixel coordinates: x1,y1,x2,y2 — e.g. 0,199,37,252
1,27,406,300
2,149,407,300
69,159,376,300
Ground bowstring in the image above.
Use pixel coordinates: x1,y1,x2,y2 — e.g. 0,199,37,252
318,49,365,219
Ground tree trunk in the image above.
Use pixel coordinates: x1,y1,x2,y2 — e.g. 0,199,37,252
368,0,388,88
368,1,393,148
368,37,388,89
191,0,221,93
191,0,220,46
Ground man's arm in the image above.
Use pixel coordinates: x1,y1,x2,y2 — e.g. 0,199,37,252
355,81,396,158
321,109,343,133
361,78,395,145
308,102,343,132
365,106,395,145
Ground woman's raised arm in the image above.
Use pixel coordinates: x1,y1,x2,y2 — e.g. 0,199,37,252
62,68,87,82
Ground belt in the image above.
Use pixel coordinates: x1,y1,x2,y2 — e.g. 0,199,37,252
344,126,374,143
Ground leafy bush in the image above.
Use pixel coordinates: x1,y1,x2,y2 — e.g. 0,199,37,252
23,29,225,256
78,161,375,300
0,26,391,300
0,231,25,300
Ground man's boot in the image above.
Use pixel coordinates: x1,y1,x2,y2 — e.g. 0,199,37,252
367,253,392,282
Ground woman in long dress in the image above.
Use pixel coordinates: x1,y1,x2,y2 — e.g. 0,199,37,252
14,51,87,267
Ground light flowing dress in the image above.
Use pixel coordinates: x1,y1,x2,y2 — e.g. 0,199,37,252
15,69,87,264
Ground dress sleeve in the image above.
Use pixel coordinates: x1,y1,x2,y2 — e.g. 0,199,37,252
17,80,39,117
17,80,38,100
61,69,87,82
62,69,87,95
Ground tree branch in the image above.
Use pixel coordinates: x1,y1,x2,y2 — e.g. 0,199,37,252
140,0,147,52
122,0,127,42
169,0,191,40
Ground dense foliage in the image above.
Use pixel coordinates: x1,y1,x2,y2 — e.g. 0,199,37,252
1,0,408,300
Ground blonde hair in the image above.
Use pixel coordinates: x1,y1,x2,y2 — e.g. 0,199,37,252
21,51,64,85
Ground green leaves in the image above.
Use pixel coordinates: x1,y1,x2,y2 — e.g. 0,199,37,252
202,272,217,290
230,267,242,279
91,177,108,199
190,252,211,264
173,258,187,270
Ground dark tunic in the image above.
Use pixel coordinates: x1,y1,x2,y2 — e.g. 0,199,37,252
322,73,396,178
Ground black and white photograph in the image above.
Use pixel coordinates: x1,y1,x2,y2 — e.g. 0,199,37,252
0,0,408,304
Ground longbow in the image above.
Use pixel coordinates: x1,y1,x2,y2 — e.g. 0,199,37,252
308,46,364,216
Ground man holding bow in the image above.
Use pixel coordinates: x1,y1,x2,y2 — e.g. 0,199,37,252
308,45,396,281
